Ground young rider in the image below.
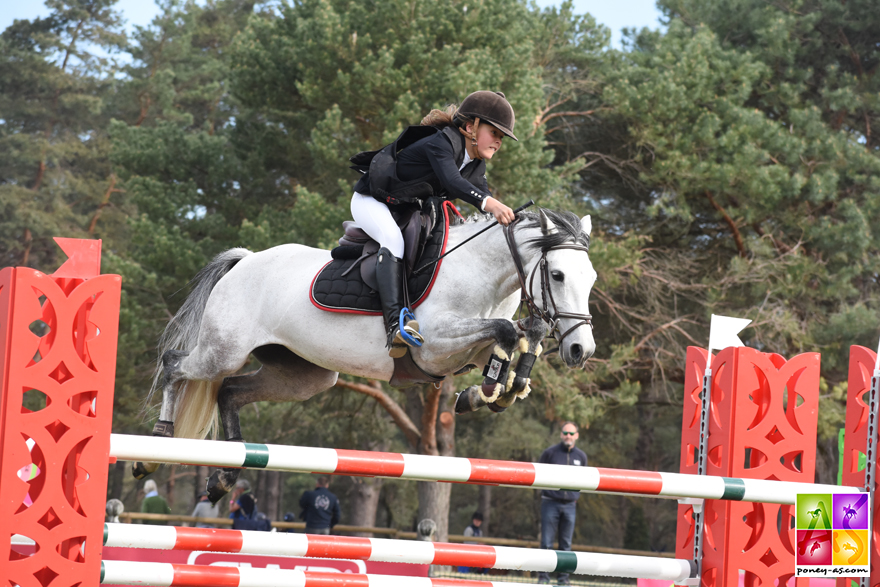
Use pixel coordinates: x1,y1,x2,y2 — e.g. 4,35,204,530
350,91,517,357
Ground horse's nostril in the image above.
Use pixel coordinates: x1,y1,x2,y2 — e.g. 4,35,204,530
570,344,583,362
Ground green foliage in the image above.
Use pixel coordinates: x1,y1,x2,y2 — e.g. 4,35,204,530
623,503,651,552
228,0,583,206
0,0,125,268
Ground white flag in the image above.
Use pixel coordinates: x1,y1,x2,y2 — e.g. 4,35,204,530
708,314,752,352
874,336,880,372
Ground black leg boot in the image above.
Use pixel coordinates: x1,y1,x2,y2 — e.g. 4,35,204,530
376,247,424,358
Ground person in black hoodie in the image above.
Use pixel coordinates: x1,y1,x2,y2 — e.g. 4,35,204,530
348,91,517,357
537,422,587,585
299,476,341,535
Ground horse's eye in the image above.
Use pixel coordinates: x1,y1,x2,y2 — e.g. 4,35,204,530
551,270,564,282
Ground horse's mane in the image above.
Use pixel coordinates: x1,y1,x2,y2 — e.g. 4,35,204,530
449,211,492,226
449,207,589,251
519,209,590,251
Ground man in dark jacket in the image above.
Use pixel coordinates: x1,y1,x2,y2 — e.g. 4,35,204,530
299,476,341,534
538,422,587,585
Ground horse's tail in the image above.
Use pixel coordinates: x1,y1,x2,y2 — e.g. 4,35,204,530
148,248,252,440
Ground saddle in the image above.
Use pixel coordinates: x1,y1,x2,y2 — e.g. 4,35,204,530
310,199,460,315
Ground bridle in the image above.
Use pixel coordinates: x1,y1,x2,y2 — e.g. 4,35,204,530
503,217,593,344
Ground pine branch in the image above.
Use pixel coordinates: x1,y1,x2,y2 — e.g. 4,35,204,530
88,174,125,235
704,191,746,258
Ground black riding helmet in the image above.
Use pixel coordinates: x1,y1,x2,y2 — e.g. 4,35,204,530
456,91,517,141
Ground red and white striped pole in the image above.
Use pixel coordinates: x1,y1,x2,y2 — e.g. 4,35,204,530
103,523,695,582
110,434,861,505
101,560,668,587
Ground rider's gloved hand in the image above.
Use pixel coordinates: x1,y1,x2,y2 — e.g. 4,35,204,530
484,197,515,225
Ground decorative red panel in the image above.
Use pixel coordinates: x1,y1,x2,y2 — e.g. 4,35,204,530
676,347,820,587
0,241,120,587
837,346,879,587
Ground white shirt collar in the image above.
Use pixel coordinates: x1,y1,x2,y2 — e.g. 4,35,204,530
460,149,472,171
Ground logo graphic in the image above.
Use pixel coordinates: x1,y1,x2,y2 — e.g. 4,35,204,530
796,493,869,577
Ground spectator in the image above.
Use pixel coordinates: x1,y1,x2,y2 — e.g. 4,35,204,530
537,422,587,586
463,511,483,542
231,492,272,531
458,512,486,574
140,479,171,525
106,498,124,523
228,479,251,521
191,491,220,528
299,476,341,534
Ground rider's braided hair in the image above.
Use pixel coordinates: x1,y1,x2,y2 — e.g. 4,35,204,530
420,104,474,130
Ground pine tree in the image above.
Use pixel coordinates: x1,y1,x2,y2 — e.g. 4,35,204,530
0,0,125,268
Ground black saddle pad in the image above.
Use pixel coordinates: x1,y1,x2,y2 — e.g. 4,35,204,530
310,202,458,314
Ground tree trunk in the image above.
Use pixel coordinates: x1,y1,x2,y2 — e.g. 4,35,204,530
407,378,456,542
265,470,282,521
349,435,390,535
346,376,456,541
251,469,272,515
478,484,492,536
194,466,209,502
349,477,384,536
418,480,451,542
166,464,177,507
107,461,126,501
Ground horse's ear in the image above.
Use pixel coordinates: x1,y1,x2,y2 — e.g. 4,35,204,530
581,215,592,236
539,209,558,236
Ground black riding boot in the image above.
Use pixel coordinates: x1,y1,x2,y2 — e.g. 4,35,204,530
376,247,424,358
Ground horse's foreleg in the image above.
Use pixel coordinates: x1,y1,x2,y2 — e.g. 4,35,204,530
205,345,338,504
487,319,549,413
132,350,190,480
423,317,519,415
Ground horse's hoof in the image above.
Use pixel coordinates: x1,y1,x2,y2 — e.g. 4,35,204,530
131,461,159,480
206,468,241,505
454,386,487,415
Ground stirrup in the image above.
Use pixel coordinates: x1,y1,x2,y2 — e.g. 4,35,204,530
398,308,424,348
387,309,424,358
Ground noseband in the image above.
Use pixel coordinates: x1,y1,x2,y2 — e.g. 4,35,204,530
503,218,593,345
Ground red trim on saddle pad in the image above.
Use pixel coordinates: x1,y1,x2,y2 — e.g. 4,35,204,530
309,201,460,315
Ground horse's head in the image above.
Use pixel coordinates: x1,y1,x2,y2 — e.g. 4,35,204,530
521,209,597,368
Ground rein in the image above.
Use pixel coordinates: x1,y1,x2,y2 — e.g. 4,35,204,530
504,218,593,344
413,199,534,276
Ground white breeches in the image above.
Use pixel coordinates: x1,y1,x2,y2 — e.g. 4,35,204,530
350,192,405,258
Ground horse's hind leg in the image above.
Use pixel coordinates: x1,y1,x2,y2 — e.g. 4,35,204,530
132,349,190,479
205,345,339,503
154,350,191,436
